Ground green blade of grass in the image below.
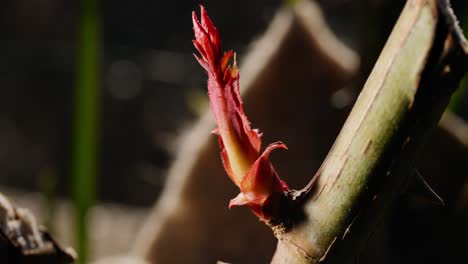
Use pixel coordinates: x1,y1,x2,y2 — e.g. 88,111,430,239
72,0,101,263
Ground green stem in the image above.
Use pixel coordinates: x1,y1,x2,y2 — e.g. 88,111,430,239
272,0,468,262
72,0,101,263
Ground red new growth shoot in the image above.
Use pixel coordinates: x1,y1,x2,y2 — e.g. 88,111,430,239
192,6,289,222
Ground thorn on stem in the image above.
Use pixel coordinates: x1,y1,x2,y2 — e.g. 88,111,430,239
414,169,445,206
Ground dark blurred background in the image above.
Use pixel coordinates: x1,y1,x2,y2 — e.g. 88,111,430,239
0,0,287,206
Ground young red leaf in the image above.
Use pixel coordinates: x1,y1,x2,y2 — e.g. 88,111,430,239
192,6,289,222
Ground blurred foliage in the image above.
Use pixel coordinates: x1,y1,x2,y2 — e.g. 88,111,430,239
448,8,468,114
72,0,101,262
285,0,299,6
448,74,467,112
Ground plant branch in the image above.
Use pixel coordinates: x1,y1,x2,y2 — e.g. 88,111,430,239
272,0,467,263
